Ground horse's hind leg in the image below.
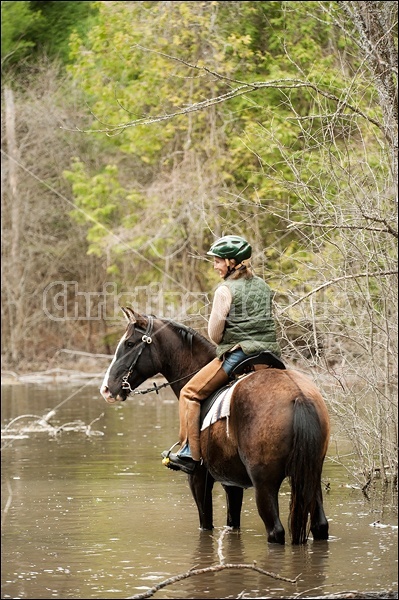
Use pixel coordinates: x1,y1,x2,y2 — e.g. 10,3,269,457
253,479,285,544
310,485,329,540
188,466,215,530
222,485,244,529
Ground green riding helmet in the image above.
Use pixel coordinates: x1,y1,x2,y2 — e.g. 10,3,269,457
207,235,252,263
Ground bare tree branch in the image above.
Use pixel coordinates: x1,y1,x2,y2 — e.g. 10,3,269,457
278,271,398,315
62,45,385,137
286,221,398,238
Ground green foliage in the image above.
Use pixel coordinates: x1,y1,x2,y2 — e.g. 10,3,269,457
1,0,97,69
29,1,98,63
63,159,142,264
64,0,391,294
1,1,43,64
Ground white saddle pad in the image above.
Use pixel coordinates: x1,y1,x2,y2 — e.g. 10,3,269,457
200,376,247,431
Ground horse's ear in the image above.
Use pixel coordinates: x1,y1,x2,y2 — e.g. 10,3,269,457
121,307,137,323
121,306,149,328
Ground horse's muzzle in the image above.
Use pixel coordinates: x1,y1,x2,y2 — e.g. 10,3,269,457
100,385,121,403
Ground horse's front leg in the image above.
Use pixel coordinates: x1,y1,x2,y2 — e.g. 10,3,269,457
222,484,243,529
188,465,215,530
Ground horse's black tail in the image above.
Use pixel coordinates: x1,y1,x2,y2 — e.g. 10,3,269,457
286,395,325,545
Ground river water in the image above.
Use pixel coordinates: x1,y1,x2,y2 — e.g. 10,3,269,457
1,378,397,599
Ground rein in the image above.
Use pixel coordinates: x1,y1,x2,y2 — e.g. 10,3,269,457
129,371,200,396
121,316,200,395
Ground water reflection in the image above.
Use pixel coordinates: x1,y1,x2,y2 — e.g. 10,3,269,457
1,381,397,599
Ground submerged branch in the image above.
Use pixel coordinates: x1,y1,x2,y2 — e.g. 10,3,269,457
126,527,298,599
126,562,299,600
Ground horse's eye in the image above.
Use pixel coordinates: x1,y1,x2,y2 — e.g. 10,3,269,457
126,341,135,348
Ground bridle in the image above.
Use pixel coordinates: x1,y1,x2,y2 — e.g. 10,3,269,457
120,315,201,396
121,315,154,393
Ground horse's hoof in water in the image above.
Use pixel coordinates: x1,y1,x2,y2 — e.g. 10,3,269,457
268,532,285,545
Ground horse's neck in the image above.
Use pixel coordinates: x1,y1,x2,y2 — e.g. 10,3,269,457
159,324,215,397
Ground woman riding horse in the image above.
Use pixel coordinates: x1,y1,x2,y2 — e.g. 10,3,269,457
162,234,282,473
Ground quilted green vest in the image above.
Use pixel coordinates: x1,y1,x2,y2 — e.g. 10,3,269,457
216,275,281,358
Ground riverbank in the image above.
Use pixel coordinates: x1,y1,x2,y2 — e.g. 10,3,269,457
1,350,114,385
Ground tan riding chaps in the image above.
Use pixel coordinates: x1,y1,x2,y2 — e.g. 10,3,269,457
178,358,229,461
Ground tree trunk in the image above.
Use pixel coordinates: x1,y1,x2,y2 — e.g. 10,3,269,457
4,86,23,362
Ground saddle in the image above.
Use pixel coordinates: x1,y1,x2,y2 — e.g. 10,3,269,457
229,351,285,376
200,351,285,426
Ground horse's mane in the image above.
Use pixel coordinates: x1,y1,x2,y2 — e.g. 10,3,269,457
160,317,216,354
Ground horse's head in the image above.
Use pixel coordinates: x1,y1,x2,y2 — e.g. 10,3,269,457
100,307,161,403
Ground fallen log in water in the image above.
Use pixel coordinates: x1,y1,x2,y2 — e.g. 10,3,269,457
279,592,398,600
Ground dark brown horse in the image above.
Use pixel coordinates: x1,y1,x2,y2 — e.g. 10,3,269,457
100,307,330,545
